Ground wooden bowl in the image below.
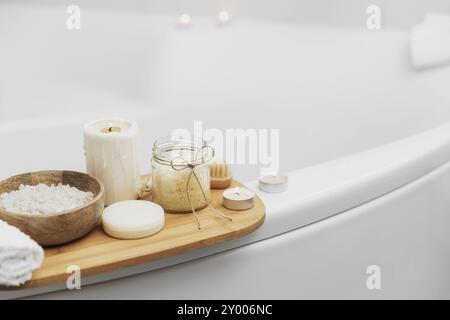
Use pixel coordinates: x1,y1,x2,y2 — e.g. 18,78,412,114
0,170,105,246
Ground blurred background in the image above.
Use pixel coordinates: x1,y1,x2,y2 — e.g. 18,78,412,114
1,0,450,180
1,0,450,124
4,0,450,28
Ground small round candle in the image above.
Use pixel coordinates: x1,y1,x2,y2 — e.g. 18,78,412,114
258,174,288,193
223,187,255,211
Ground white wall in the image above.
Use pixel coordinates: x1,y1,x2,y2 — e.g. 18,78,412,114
4,0,450,28
1,0,450,123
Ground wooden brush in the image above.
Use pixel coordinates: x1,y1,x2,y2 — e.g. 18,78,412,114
210,161,233,189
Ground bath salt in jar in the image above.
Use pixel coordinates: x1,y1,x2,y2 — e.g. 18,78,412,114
151,136,213,213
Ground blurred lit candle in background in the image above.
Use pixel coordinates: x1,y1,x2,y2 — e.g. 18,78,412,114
177,13,192,27
218,10,230,25
84,119,141,206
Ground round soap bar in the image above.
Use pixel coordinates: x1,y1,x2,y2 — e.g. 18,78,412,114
102,200,165,239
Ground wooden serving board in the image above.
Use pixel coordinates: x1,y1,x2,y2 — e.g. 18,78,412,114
6,180,265,290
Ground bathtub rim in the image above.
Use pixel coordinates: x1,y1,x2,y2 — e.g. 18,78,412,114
2,121,450,298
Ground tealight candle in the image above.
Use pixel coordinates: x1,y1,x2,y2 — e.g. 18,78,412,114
223,187,255,211
258,174,288,193
84,118,141,206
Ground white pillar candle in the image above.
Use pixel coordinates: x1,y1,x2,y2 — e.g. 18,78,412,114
223,187,255,211
84,119,141,206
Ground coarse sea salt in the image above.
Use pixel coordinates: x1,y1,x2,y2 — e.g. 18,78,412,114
0,183,94,215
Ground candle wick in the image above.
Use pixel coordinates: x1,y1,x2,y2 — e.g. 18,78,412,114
108,127,113,132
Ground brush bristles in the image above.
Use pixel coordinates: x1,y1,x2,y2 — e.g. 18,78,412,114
210,162,231,178
210,161,233,189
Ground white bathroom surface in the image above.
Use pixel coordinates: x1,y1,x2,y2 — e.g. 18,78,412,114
2,117,450,299
2,3,450,299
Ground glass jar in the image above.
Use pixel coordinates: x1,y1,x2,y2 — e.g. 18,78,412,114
151,135,213,213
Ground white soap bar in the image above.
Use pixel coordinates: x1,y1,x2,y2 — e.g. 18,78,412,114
258,174,288,193
102,200,165,239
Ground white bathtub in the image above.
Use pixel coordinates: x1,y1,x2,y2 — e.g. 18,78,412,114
1,2,450,299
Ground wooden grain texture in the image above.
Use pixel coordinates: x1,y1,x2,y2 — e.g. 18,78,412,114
0,171,105,246
3,180,265,290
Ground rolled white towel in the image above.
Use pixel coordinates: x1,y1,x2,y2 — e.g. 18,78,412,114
410,13,450,69
0,219,44,287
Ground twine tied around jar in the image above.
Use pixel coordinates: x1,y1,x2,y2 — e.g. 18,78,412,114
170,145,233,230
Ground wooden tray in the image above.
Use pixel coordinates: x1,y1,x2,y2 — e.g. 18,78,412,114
5,180,265,290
